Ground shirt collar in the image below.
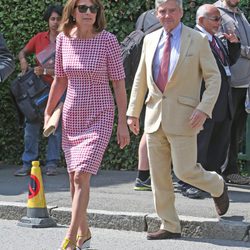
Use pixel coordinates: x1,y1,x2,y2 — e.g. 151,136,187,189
196,24,213,42
162,22,182,40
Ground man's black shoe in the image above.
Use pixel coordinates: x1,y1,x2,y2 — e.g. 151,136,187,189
183,187,203,199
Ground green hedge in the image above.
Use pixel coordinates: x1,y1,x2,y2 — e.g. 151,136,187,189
0,0,249,170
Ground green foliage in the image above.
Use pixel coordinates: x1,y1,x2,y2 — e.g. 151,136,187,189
239,0,250,20
0,0,65,164
0,0,249,170
104,0,154,41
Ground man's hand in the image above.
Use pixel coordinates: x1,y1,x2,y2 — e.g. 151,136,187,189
223,33,239,43
34,66,44,76
189,109,208,129
127,117,140,135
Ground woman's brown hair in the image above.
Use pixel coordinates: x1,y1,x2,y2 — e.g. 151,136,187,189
59,0,106,37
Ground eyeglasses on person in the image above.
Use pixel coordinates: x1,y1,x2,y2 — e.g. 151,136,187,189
206,16,222,22
75,4,99,14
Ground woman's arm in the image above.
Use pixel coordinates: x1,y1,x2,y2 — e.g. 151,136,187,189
112,79,130,149
44,76,67,127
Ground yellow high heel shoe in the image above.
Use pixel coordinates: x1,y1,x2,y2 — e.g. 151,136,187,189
76,229,91,249
58,238,77,250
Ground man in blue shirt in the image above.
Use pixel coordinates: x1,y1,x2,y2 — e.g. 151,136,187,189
127,0,229,240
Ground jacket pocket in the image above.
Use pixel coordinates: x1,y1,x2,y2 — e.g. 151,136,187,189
178,96,199,108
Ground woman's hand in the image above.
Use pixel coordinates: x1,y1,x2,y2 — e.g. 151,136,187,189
117,122,130,149
43,112,51,129
112,79,130,149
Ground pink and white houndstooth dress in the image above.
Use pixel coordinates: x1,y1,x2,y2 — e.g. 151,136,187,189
55,30,125,174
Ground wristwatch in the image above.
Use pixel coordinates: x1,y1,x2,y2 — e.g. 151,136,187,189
43,68,47,75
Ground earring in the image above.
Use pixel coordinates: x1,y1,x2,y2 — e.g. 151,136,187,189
72,17,76,22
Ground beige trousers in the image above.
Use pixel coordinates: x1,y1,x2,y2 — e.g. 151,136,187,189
146,126,224,233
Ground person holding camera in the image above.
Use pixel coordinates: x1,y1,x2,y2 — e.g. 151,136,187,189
14,4,64,177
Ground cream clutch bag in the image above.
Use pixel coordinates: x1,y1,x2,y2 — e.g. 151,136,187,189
43,102,63,137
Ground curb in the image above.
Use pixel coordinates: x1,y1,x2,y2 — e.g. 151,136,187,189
0,201,249,242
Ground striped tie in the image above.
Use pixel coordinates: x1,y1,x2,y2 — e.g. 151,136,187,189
210,36,225,64
156,33,172,93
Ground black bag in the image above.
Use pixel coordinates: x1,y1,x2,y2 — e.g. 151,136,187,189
120,9,161,89
135,9,160,32
10,68,50,122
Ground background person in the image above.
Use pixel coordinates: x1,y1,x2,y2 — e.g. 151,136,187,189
134,132,151,191
14,4,63,177
127,0,229,240
0,33,15,83
44,0,130,249
214,0,250,185
133,9,160,191
180,4,240,199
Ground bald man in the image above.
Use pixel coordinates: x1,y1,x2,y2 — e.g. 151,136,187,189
181,4,240,199
214,0,250,185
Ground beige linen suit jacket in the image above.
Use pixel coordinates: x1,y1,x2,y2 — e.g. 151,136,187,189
127,24,221,136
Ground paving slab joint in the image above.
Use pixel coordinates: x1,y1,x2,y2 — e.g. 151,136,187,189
242,225,250,242
48,205,58,216
143,214,149,232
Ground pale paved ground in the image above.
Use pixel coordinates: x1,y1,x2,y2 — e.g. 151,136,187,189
1,219,250,250
0,165,250,222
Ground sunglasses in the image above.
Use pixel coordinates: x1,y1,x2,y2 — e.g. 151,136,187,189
75,4,99,14
206,16,222,22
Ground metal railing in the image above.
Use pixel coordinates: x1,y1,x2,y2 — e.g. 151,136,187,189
238,114,250,174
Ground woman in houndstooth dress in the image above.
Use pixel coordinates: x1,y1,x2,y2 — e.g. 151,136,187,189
44,0,130,249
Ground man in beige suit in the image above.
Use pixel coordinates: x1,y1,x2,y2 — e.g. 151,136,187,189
127,0,229,240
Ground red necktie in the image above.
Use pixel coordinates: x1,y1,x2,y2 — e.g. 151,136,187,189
156,33,172,93
210,36,225,64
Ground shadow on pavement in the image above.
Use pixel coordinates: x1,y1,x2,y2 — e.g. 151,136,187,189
181,237,250,248
0,164,136,196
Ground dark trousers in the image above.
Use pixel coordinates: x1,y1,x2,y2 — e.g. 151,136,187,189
197,118,231,174
222,87,248,176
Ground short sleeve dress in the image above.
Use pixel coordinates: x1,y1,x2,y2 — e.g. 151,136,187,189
55,30,125,175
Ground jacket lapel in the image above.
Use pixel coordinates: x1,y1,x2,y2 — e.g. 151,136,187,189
148,28,163,82
169,25,191,83
214,36,229,65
